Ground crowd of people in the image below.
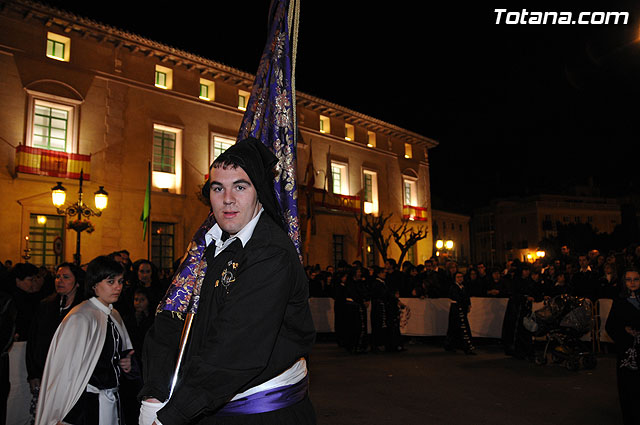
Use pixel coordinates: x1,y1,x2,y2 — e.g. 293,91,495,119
306,244,640,424
0,250,173,425
1,242,639,424
306,245,640,355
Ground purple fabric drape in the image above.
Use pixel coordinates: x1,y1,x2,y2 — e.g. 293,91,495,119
158,0,300,314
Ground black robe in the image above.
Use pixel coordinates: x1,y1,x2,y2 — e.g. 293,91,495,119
605,296,640,425
445,283,474,353
140,214,316,424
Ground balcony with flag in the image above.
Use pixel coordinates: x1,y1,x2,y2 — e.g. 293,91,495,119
403,204,428,221
299,186,361,214
15,145,91,180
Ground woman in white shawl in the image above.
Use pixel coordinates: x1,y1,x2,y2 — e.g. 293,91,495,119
35,256,135,425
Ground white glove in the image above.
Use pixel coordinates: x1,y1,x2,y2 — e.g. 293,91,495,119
139,400,166,425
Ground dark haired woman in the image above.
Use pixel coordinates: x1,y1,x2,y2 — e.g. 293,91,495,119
27,262,85,423
131,259,166,311
35,256,135,425
445,271,475,354
5,263,41,424
7,263,41,343
605,268,640,425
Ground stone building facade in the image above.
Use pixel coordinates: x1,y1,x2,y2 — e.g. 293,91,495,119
0,0,437,270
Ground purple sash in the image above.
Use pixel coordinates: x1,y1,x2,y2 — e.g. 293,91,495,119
215,376,308,416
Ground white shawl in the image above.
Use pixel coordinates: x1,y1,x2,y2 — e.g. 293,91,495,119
35,297,132,425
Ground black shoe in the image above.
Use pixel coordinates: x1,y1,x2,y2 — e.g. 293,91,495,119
464,350,477,355
444,346,456,352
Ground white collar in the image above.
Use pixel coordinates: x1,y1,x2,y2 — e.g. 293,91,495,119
89,296,113,315
205,208,264,255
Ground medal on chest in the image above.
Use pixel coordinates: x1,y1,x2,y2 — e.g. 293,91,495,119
215,260,239,295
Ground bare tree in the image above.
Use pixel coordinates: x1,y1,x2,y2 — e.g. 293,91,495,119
389,219,428,265
354,212,393,262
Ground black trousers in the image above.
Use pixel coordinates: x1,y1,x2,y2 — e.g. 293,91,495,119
617,366,640,425
0,354,9,425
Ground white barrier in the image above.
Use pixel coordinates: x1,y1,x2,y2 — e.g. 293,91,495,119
309,297,612,341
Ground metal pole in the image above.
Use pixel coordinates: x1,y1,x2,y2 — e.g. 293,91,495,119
75,230,81,266
74,170,84,266
169,312,194,398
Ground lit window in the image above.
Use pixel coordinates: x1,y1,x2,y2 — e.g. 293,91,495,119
403,178,417,206
27,94,79,153
29,213,65,267
367,131,376,148
404,143,413,159
238,89,250,110
363,170,379,215
199,78,215,101
46,32,70,62
153,129,176,174
155,65,173,90
319,115,330,133
345,123,354,141
33,104,68,152
152,124,182,193
331,161,349,195
211,134,235,162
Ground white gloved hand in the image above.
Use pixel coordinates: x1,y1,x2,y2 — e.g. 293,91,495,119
139,400,167,425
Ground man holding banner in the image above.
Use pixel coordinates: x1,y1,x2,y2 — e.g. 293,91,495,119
138,0,315,422
139,137,316,424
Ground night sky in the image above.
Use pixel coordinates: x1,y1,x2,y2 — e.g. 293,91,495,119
43,0,640,213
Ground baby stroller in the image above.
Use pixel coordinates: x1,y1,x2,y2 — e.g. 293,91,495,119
527,295,597,371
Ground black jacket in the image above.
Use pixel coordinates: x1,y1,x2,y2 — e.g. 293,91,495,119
141,213,315,424
605,295,640,362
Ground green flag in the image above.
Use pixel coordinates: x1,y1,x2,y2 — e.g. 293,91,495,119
141,161,151,240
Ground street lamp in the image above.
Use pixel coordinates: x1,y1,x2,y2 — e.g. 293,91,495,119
435,239,454,258
51,170,108,265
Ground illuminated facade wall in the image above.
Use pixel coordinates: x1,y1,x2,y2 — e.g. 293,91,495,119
0,0,437,268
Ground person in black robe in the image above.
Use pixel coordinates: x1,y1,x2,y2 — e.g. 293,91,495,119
332,271,350,349
121,286,155,425
486,268,507,297
350,267,370,354
139,138,316,425
0,288,16,425
464,268,485,297
370,266,389,352
26,262,84,421
501,264,539,359
605,268,640,425
445,271,475,354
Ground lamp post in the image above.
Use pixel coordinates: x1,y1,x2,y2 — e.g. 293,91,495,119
435,239,454,259
51,170,108,265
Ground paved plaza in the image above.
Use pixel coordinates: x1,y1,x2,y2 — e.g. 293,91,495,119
309,338,621,425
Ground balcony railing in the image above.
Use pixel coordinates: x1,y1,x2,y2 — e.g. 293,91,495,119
299,186,361,213
403,204,428,221
15,145,91,180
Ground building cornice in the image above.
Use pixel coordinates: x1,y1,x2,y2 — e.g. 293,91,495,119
2,0,438,150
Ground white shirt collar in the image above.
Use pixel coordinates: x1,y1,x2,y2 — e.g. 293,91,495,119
89,296,113,315
205,208,264,256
